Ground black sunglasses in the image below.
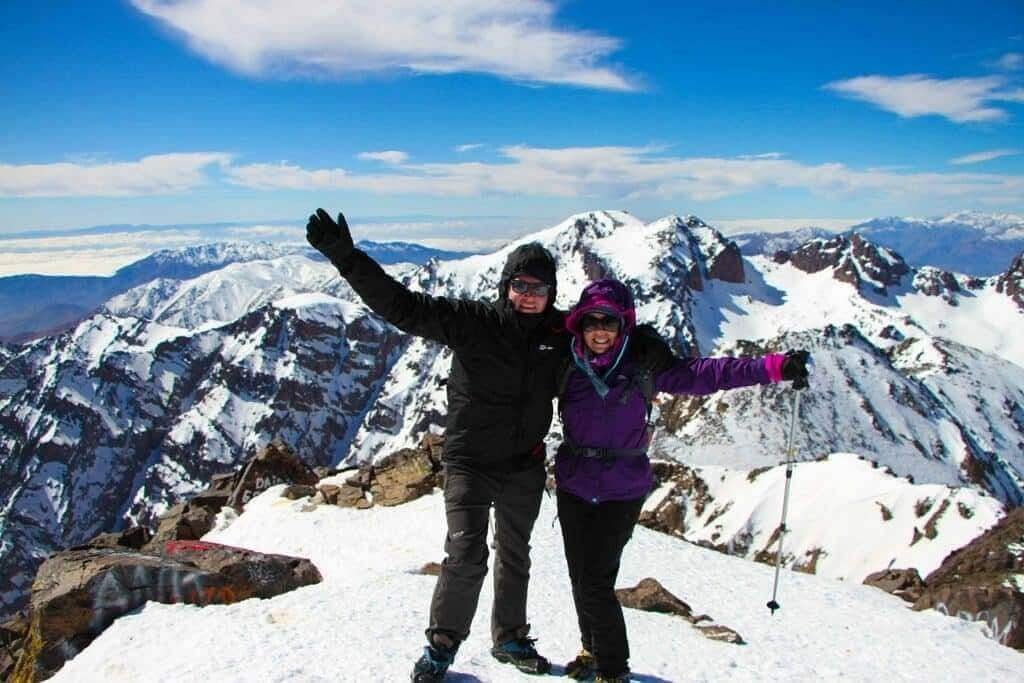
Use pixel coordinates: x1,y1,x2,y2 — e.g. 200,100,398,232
510,279,552,297
580,313,621,333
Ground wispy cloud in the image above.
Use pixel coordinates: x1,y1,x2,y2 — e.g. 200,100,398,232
993,52,1024,70
712,218,862,234
130,0,637,91
0,153,231,198
224,224,306,239
224,145,1024,206
456,144,485,153
949,148,1021,165
357,150,409,164
737,152,784,160
824,74,1021,123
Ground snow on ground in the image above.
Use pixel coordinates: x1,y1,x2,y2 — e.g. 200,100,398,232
53,486,1022,683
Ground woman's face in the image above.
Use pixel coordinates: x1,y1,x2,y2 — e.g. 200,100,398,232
580,312,621,355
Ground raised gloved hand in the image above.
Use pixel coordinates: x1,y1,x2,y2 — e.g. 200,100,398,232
630,324,676,375
306,208,354,267
781,349,810,390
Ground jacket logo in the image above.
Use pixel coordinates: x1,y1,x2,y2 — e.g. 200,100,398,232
538,344,556,351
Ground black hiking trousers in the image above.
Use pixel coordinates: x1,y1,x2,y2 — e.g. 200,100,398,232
557,489,644,677
427,459,547,647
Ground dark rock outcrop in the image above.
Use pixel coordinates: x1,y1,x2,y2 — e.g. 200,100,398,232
705,239,745,284
11,541,321,681
142,473,234,553
912,507,1024,650
863,568,926,603
311,434,444,509
914,267,961,300
368,441,442,506
778,234,909,295
1,612,28,682
616,578,744,644
226,440,318,511
995,251,1024,310
638,461,711,539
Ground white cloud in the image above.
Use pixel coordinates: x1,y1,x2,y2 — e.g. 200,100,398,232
0,229,210,276
824,74,1018,123
224,224,306,240
0,153,231,198
737,153,785,160
224,146,1024,206
711,218,862,234
949,149,1021,165
994,52,1024,70
357,151,409,165
456,144,484,153
130,0,637,91
0,219,518,275
410,236,509,252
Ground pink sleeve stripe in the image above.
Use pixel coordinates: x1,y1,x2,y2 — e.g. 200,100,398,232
763,353,785,383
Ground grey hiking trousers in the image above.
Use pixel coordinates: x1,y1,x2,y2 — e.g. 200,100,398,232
426,459,547,646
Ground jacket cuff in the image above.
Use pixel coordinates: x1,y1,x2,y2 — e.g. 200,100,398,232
763,353,785,383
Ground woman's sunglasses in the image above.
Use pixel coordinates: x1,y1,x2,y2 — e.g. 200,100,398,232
510,279,552,297
580,313,621,333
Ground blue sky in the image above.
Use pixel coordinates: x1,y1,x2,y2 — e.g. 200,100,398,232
2,0,1023,250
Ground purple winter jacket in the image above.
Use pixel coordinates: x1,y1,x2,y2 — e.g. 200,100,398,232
555,354,776,504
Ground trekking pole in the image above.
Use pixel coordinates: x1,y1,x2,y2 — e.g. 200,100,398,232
767,389,801,615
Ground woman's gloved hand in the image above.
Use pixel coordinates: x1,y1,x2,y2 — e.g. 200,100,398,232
781,350,810,390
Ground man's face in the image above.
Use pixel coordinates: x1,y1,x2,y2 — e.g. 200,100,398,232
508,274,550,314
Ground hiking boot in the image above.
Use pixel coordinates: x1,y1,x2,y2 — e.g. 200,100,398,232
594,670,631,682
410,643,455,682
564,649,596,679
490,636,552,674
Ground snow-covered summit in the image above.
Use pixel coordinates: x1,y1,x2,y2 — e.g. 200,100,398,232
47,486,1024,682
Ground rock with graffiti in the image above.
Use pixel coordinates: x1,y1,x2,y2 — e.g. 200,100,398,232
227,439,319,511
912,506,1024,650
9,540,321,682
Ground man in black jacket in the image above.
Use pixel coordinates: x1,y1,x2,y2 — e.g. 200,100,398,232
308,209,566,681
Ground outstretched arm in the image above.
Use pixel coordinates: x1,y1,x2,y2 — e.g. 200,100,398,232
307,208,484,346
655,350,810,395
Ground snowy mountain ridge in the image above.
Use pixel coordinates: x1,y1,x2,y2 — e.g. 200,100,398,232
732,210,1024,277
0,210,1022,624
855,210,1024,240
0,240,469,343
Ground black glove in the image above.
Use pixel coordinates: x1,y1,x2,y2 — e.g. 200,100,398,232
630,324,676,375
781,349,810,390
306,208,354,267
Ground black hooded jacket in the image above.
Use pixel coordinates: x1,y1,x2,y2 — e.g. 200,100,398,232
337,243,568,467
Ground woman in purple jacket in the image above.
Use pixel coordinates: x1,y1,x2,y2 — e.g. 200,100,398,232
556,278,808,682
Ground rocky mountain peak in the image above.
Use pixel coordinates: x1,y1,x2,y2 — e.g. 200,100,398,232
651,215,745,288
565,210,630,241
995,251,1024,310
774,232,909,294
913,267,963,304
